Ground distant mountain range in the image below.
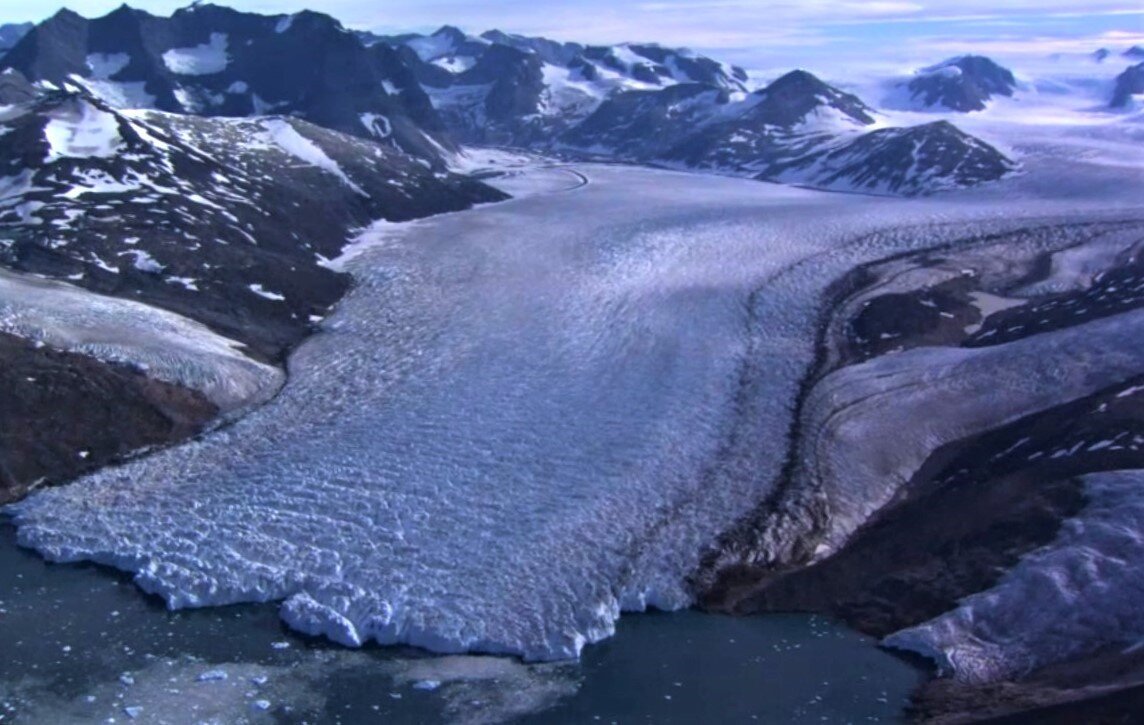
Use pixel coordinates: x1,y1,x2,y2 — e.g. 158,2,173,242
380,25,1021,194
2,6,1032,197
0,8,453,163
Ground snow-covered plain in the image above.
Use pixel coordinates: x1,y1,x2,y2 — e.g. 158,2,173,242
6,153,1141,662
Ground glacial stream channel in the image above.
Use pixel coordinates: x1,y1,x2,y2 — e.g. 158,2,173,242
5,159,1120,722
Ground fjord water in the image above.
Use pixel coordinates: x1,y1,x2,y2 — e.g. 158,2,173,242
0,522,923,723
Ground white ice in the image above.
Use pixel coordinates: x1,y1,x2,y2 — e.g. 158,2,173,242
85,53,131,80
0,267,282,411
885,470,1144,683
162,34,230,76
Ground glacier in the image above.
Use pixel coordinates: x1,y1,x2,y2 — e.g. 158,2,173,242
0,267,282,412
5,160,1139,661
885,469,1144,683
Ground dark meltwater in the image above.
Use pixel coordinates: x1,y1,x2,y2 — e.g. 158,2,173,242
0,521,923,724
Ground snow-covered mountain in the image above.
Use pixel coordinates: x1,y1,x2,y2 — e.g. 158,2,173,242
765,120,1018,195
903,55,1017,112
0,5,455,164
376,26,1015,194
0,86,503,359
391,25,749,145
1,7,1021,196
561,70,1015,195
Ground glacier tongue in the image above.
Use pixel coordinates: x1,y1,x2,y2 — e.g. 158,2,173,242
885,469,1144,683
4,162,1120,660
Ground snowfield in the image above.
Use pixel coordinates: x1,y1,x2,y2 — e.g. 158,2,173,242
0,268,282,411
162,33,230,76
6,155,1141,662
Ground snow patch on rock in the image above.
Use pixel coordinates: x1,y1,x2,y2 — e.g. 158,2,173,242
162,33,230,76
43,101,123,163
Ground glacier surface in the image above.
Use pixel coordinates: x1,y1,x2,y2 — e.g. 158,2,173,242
0,267,282,411
885,469,1144,683
6,161,1137,660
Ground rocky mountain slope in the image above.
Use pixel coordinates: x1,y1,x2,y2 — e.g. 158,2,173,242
3,6,1020,197
388,25,749,146
0,22,31,56
562,70,1015,194
0,87,501,358
0,5,455,163
904,55,1018,112
0,80,504,501
700,219,1144,721
1111,62,1144,108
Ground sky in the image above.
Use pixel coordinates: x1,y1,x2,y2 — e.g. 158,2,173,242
3,1,1143,70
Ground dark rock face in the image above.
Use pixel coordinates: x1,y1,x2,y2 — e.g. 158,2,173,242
0,68,37,104
1124,45,1144,60
479,30,583,66
907,55,1017,112
0,5,454,161
0,331,218,504
711,376,1142,634
0,90,504,359
1111,62,1144,108
459,44,545,123
562,83,731,159
0,22,33,55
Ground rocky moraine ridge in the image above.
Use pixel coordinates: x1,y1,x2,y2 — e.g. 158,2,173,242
699,219,1144,721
